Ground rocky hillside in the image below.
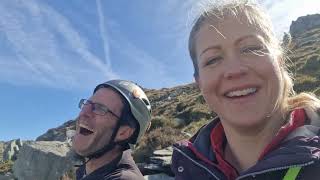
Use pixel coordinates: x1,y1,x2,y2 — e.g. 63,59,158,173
287,14,320,95
1,13,320,180
0,142,4,162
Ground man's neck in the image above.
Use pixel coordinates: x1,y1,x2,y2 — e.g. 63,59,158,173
85,147,122,175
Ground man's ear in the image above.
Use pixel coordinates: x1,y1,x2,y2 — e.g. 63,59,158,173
115,125,135,142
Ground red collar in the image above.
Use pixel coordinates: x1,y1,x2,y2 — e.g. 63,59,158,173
210,108,306,180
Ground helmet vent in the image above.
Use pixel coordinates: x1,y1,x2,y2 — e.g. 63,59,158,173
142,98,150,106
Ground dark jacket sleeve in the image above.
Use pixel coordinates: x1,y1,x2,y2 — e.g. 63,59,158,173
297,162,320,180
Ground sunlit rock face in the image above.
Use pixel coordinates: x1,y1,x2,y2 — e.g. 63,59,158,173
36,120,76,142
13,141,79,180
290,14,320,38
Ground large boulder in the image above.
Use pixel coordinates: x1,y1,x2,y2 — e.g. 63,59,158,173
144,173,174,180
3,139,23,161
13,141,81,180
0,173,15,180
138,147,173,177
36,120,76,142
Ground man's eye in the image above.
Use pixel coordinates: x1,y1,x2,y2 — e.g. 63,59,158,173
97,104,107,112
91,103,102,112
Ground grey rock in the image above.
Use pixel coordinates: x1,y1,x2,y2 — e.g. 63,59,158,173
0,141,4,162
138,147,173,176
153,147,173,156
144,173,174,180
290,14,320,38
150,147,172,167
0,174,15,180
150,156,171,167
13,141,80,180
0,171,15,180
3,139,23,161
174,118,187,127
36,120,75,142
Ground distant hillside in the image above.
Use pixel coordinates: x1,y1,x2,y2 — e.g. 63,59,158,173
0,142,4,162
288,14,320,95
34,14,320,163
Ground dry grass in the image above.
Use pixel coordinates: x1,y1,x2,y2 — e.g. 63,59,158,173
133,127,187,163
0,161,13,174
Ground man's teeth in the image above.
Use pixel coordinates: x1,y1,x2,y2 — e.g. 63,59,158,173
80,127,94,135
226,88,257,97
78,124,94,135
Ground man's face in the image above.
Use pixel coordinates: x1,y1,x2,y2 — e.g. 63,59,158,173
72,88,123,156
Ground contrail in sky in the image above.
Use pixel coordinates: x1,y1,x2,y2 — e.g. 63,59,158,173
96,0,112,69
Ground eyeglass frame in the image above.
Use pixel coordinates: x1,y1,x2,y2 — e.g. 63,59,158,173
78,99,121,119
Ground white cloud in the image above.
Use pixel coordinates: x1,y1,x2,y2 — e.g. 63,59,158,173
0,0,117,90
261,0,320,37
0,0,186,90
108,27,178,88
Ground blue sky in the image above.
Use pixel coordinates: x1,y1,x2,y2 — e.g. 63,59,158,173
1,0,319,141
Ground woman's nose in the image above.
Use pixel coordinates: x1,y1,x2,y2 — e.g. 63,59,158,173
223,60,249,80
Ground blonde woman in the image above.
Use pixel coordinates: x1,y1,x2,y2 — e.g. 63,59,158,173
171,1,320,179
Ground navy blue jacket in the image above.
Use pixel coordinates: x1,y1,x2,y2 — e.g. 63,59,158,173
76,150,144,180
171,108,320,180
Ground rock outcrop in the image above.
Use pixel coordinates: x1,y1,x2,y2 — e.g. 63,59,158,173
290,14,320,38
3,139,23,161
287,14,320,95
13,141,80,180
36,120,75,142
0,174,15,180
0,142,4,162
139,147,173,178
144,173,174,180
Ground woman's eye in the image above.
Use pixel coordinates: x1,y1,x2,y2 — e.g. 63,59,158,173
203,56,222,67
241,45,266,55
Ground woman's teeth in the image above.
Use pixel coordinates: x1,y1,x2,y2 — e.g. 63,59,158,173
225,88,257,98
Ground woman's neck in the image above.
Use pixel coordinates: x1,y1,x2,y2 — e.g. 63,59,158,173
222,111,285,172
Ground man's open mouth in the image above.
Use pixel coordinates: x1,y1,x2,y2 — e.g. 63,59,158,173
79,126,94,136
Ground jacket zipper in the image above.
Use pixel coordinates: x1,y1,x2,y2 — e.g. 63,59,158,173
236,161,314,180
173,146,221,180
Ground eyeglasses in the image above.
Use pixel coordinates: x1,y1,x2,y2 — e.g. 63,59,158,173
78,99,120,119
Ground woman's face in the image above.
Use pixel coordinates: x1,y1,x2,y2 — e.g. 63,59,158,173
194,15,283,130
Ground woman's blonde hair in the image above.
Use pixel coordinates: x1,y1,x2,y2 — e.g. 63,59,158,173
189,0,320,116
